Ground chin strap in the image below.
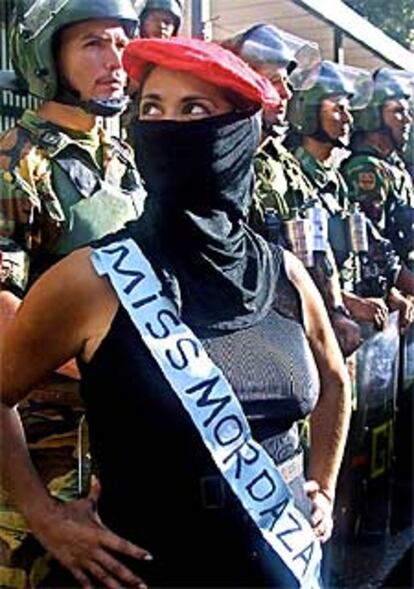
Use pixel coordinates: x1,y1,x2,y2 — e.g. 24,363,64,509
78,96,130,117
380,124,404,152
55,84,130,117
309,127,347,149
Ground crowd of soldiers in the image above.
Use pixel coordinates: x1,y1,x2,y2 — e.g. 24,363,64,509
0,0,413,587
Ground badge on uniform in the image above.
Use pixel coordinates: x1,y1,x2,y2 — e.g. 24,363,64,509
358,172,376,191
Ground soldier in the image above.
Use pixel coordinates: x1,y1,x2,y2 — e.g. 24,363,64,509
137,0,184,39
286,61,414,330
341,69,414,271
341,69,414,535
223,25,361,356
123,1,184,138
0,1,145,585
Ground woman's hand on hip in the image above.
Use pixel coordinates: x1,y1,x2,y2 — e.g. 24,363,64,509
32,476,152,589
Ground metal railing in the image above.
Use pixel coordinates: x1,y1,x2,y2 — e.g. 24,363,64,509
0,0,38,133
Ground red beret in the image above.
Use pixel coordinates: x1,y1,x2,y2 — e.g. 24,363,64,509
123,37,280,109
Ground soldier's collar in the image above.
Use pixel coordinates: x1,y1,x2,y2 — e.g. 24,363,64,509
17,110,103,158
356,142,406,169
351,141,397,164
388,150,407,169
260,135,285,160
295,146,338,190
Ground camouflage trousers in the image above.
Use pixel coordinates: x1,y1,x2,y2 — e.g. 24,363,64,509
0,374,90,589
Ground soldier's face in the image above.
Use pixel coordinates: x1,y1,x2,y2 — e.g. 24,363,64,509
57,19,129,102
320,96,353,144
258,66,292,127
382,98,412,150
140,10,176,39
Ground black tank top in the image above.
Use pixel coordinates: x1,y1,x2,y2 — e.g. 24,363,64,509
78,247,319,587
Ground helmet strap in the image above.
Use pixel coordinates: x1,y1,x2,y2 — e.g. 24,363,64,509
55,82,129,117
309,103,348,148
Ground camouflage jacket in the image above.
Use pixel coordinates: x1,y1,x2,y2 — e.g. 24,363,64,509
253,137,347,307
252,136,319,231
0,111,145,587
341,144,414,268
0,110,145,295
295,146,401,296
342,144,414,214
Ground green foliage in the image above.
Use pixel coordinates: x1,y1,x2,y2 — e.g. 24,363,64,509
344,0,414,49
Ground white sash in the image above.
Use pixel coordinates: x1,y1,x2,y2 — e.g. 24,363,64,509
91,238,322,588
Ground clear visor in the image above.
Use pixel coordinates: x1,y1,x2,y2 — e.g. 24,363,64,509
330,63,373,110
134,0,145,13
279,30,321,91
229,25,321,91
16,0,69,40
375,68,414,106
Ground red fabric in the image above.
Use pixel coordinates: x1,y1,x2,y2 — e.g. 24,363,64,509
123,37,280,109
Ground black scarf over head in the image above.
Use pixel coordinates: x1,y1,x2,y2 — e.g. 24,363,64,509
128,109,276,334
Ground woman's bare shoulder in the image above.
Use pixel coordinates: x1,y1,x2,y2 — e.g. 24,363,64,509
18,248,115,324
1,248,118,403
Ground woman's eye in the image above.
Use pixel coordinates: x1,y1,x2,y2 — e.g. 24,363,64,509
140,102,162,117
184,102,212,117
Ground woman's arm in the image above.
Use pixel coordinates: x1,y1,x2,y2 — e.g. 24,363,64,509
1,248,151,588
283,249,352,541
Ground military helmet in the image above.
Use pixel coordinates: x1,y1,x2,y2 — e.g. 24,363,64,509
353,68,414,132
136,0,183,35
10,0,138,100
288,60,372,136
221,24,320,91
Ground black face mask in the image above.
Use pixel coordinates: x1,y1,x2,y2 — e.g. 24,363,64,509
128,109,277,334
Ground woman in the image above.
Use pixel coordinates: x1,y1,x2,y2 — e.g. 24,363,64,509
1,38,351,589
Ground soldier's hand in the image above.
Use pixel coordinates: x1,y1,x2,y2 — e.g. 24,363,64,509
30,477,152,589
331,313,362,356
344,294,389,330
387,289,414,334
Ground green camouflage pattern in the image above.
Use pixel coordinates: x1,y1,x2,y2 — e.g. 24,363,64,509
342,146,414,212
342,145,414,268
294,146,348,213
294,146,401,295
0,109,143,294
252,136,317,231
0,376,86,589
0,109,143,587
293,145,355,290
253,137,350,310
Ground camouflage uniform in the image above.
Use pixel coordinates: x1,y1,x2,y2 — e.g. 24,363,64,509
341,145,414,270
253,136,317,225
253,136,345,305
0,110,145,588
294,145,401,297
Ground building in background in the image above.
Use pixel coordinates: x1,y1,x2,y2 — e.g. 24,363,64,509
188,0,414,71
2,0,413,132
0,0,38,132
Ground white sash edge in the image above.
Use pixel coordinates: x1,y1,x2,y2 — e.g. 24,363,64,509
91,238,322,588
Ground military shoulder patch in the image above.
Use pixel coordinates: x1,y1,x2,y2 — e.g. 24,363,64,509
358,172,376,191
